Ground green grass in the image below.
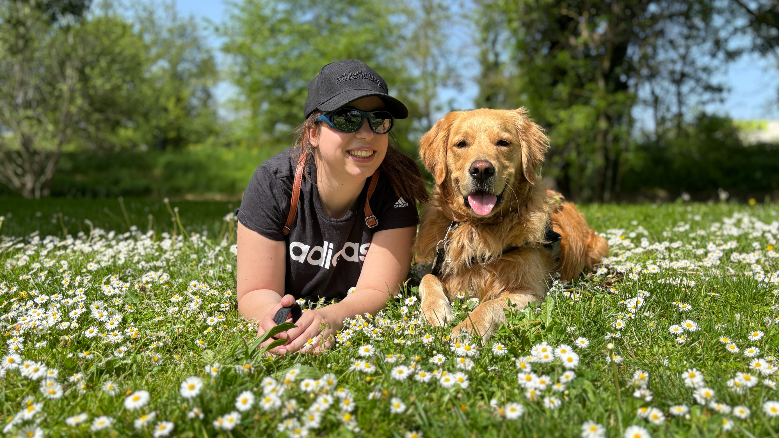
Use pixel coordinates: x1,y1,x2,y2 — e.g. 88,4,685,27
1,199,778,437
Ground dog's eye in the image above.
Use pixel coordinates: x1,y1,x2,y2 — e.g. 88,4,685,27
496,139,511,147
454,140,468,149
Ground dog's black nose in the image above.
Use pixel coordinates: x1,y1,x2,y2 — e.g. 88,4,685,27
469,160,495,182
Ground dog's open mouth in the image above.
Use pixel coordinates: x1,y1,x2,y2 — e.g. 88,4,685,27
464,190,504,216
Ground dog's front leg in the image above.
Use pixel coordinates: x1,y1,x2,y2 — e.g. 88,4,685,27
419,274,454,326
451,291,542,343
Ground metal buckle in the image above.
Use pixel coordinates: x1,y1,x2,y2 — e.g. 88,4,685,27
365,215,378,228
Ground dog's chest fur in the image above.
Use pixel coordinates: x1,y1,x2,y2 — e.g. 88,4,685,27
417,187,555,302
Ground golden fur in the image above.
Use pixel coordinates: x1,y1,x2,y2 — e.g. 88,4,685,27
414,108,608,342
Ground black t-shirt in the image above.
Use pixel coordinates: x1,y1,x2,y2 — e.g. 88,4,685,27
236,147,419,300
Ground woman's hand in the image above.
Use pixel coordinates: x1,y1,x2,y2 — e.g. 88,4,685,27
273,307,341,355
256,294,297,355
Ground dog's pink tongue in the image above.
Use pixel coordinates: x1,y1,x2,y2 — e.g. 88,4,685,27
468,192,497,216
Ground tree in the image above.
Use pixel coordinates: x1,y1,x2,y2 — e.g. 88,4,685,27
130,0,219,151
473,0,735,202
0,1,153,198
217,0,457,152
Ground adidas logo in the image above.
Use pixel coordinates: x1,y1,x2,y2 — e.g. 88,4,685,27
394,197,409,208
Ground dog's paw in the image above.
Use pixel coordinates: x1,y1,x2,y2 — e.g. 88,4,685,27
451,318,494,344
450,320,474,340
421,298,454,327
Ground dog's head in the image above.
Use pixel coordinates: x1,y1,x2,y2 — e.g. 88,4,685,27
420,108,548,218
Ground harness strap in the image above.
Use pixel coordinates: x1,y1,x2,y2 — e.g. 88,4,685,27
283,152,381,235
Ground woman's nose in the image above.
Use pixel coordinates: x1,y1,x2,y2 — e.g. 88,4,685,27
355,117,374,139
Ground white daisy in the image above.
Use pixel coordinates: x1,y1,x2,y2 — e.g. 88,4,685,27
124,390,150,411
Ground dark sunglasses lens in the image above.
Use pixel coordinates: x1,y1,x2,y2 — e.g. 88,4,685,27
368,111,393,134
331,109,363,132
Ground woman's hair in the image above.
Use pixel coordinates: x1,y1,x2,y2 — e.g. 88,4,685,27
292,110,429,204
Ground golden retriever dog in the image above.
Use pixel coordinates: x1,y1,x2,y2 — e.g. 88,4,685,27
414,108,608,342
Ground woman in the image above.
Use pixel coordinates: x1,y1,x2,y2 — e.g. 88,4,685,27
236,59,428,354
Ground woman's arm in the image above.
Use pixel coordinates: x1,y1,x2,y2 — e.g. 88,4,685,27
280,225,416,354
236,221,292,339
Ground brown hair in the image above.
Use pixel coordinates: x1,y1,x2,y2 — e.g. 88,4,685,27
292,111,429,203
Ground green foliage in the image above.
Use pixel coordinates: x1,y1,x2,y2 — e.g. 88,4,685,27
474,0,742,202
216,0,455,152
41,140,286,199
1,202,779,436
624,114,779,197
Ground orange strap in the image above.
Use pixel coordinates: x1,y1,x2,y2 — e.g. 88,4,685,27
283,153,380,235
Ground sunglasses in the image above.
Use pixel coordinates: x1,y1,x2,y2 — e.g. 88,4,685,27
317,108,394,134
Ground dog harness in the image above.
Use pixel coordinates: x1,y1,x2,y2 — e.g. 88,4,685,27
429,190,565,278
282,152,381,236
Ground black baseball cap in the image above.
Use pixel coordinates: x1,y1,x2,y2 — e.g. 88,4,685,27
304,59,408,120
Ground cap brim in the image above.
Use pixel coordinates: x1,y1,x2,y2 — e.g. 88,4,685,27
318,89,409,119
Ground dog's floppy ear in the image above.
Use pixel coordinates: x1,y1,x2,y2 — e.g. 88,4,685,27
512,108,548,185
420,111,460,185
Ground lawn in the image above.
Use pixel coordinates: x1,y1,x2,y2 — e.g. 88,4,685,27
1,198,778,437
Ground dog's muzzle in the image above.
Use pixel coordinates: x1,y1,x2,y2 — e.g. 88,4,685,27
464,160,503,216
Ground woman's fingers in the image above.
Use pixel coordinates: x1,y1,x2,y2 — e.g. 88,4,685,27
281,315,324,354
259,294,298,340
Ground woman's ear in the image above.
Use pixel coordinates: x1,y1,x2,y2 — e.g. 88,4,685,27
512,108,548,185
420,111,459,185
307,124,320,148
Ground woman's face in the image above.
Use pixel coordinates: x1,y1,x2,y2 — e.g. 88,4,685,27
310,96,389,182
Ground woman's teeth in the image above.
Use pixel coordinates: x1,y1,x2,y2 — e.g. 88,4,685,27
348,150,374,158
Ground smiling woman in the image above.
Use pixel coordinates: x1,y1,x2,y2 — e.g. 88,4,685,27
235,59,428,355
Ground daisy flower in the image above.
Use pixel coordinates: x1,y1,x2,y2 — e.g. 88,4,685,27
725,343,739,354
732,405,750,419
669,405,689,416
748,330,764,341
543,396,561,409
259,394,282,412
102,381,119,396
124,390,150,411
580,420,605,438
632,370,649,388
504,402,524,420
389,397,406,414
763,400,779,417
391,365,412,381
40,380,63,399
213,411,241,431
357,344,375,357
744,346,760,357
90,416,114,432
134,412,157,430
693,387,715,405
414,369,433,383
492,343,507,356
65,413,89,426
152,421,174,438
560,371,576,383
574,337,590,348
668,325,683,335
623,425,651,438
180,376,203,399
681,320,698,331
453,371,469,388
235,390,255,412
429,354,446,366
646,407,665,424
560,352,580,369
682,368,704,388
206,362,221,377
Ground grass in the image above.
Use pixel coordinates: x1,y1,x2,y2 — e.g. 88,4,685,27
1,198,778,437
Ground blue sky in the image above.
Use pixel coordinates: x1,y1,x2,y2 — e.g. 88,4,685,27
176,0,779,121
